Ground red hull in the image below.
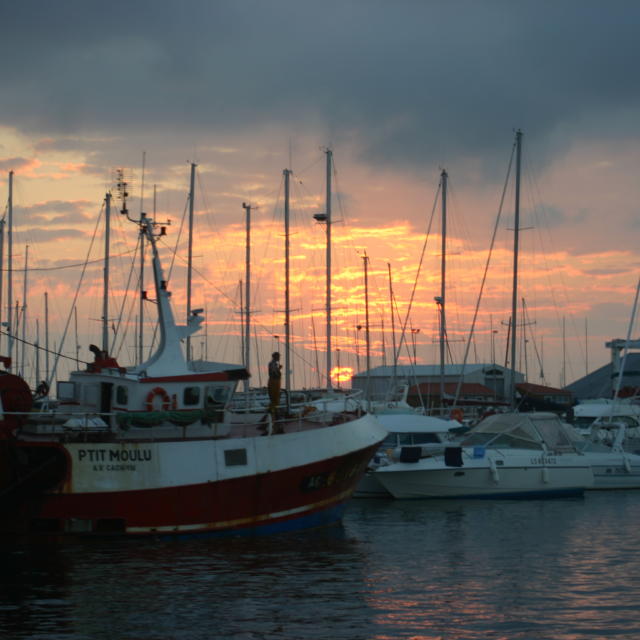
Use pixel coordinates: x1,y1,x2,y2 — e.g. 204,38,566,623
2,442,378,537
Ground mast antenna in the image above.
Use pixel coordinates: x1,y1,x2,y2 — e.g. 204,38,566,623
115,168,131,218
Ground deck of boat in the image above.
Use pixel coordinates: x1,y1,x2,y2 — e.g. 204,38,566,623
14,409,366,443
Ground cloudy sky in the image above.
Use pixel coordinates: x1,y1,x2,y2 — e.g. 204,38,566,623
1,0,639,391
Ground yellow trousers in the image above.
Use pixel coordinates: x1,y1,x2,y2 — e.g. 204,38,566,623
268,379,281,415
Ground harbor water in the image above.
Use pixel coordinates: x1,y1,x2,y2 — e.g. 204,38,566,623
2,491,640,639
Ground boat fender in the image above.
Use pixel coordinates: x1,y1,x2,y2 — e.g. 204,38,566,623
399,446,422,463
146,387,171,412
542,467,550,484
444,447,463,467
624,457,632,473
489,458,500,483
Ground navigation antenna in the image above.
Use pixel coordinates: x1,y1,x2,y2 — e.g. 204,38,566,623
115,168,130,219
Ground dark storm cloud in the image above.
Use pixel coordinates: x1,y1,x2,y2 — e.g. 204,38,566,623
3,0,639,170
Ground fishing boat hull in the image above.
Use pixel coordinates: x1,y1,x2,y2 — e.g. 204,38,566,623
1,414,385,537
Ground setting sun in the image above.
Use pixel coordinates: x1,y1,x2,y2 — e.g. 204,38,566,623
330,366,354,384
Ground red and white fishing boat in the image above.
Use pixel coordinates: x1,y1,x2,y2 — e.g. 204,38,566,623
0,212,385,538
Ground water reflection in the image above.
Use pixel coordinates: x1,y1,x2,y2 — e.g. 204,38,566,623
2,493,640,639
348,495,640,640
1,526,376,640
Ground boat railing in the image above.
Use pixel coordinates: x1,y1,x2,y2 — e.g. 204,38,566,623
12,399,359,439
17,409,112,435
231,388,364,415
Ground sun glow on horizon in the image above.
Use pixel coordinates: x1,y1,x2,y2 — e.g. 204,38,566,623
0,130,637,392
331,366,354,384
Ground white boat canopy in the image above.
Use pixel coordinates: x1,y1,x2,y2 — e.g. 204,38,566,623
465,412,583,452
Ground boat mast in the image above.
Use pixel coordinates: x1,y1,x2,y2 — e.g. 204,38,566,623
325,149,332,391
139,154,146,365
284,168,292,408
562,316,566,387
186,162,197,361
102,193,111,354
35,319,40,389
585,317,589,377
20,244,28,378
120,192,202,375
74,305,79,369
7,170,13,370
44,291,49,385
239,279,244,367
439,169,448,408
388,262,397,387
612,277,640,403
509,130,523,408
0,217,4,357
363,252,371,403
242,202,251,392
138,233,144,364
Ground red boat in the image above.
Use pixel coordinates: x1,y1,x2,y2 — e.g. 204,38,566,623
0,213,385,538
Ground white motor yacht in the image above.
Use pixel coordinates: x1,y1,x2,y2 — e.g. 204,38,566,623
572,422,640,489
354,413,462,498
572,399,640,452
373,412,594,499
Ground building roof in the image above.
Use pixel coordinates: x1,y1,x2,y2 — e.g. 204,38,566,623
409,382,496,397
516,382,571,398
565,353,640,400
352,363,509,379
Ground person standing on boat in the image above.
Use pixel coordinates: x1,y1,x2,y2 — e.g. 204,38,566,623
268,352,282,419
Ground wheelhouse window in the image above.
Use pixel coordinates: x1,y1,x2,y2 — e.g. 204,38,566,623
411,432,442,444
381,434,398,448
116,385,128,405
184,386,201,406
206,386,230,406
57,381,76,402
82,384,99,407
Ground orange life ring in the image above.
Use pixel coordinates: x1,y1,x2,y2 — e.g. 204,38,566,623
450,408,464,422
146,386,171,412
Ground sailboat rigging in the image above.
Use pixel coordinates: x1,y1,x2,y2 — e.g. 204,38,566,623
0,175,385,538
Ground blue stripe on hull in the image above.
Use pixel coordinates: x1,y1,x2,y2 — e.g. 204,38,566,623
160,502,348,541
